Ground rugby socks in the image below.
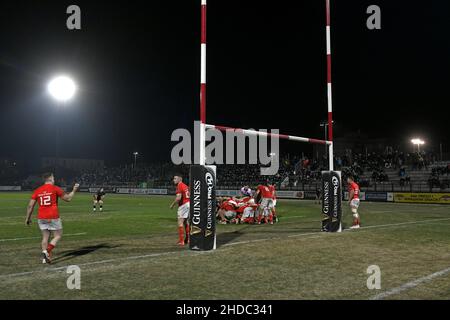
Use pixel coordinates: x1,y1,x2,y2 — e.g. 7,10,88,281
257,212,263,224
352,213,360,225
243,217,253,224
47,244,55,254
178,226,184,243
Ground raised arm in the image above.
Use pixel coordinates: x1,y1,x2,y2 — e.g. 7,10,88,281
61,183,80,202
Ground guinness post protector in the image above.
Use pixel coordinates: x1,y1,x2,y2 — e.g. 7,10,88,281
189,165,217,250
321,171,342,232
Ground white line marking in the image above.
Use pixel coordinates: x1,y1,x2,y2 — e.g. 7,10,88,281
347,217,450,232
0,248,219,279
280,215,304,219
370,266,450,300
288,232,323,238
0,233,87,242
49,251,179,271
224,238,276,247
1,271,36,277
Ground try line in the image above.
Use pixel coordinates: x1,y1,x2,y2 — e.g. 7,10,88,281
0,232,87,242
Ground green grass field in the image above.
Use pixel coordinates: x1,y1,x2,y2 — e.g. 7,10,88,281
0,192,449,300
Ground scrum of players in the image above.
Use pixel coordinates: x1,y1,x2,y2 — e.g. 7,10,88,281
216,182,278,225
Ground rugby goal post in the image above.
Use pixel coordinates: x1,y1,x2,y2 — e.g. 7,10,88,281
198,0,335,171
190,0,341,251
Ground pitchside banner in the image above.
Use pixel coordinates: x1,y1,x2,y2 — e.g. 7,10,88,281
189,165,217,251
321,171,342,232
394,192,450,204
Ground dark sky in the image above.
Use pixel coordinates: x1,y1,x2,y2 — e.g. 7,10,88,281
0,0,449,165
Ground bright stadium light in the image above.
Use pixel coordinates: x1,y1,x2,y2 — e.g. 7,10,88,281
47,76,77,102
411,138,425,152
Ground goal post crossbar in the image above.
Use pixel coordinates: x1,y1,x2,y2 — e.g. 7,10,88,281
205,124,332,146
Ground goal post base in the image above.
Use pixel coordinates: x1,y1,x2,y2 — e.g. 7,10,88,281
321,171,343,232
189,165,217,251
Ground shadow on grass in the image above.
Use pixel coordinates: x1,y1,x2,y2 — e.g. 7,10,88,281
215,220,324,241
243,227,320,235
51,243,120,264
216,225,252,247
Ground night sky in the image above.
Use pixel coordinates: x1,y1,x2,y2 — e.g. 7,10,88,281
0,0,449,165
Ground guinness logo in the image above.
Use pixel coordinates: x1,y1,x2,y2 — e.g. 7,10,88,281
205,172,214,186
205,229,213,237
332,176,339,186
190,225,202,235
322,213,330,221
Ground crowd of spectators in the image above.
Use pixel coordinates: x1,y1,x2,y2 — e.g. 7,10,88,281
2,149,448,191
74,162,178,187
334,150,440,187
64,151,444,190
428,164,450,189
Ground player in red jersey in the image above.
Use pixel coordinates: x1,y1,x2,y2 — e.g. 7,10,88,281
267,182,278,223
235,196,258,224
170,175,190,246
217,197,238,224
347,176,361,229
25,172,79,264
254,184,274,224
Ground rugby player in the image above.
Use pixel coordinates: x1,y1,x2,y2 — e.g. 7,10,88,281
217,197,238,224
169,175,190,246
267,182,277,223
315,186,322,204
347,176,361,229
93,188,106,212
254,184,274,224
25,172,79,264
235,196,257,224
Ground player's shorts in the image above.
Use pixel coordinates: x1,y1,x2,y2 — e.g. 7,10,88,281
177,202,190,219
350,199,360,209
224,210,236,219
260,198,274,209
242,207,254,219
38,218,63,231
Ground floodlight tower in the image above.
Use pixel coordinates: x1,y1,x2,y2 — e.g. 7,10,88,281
411,138,425,153
133,152,139,169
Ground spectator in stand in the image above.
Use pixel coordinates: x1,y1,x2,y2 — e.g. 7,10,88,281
399,167,406,178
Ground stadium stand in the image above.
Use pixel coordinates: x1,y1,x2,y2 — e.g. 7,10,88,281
2,151,449,192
